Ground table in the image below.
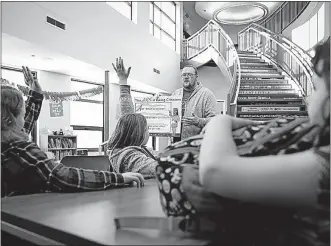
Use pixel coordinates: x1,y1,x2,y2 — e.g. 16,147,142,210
1,180,208,245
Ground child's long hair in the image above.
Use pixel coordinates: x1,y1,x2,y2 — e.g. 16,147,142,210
108,113,148,150
1,85,28,143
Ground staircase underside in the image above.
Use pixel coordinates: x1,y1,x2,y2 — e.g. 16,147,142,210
236,50,308,121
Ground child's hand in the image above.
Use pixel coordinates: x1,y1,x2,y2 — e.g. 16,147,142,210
23,66,42,93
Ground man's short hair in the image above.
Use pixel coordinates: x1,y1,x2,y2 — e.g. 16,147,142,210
182,65,198,75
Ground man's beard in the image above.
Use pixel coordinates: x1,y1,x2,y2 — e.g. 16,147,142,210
183,81,196,91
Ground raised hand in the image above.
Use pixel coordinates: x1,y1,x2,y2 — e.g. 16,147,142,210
112,57,131,85
22,66,42,93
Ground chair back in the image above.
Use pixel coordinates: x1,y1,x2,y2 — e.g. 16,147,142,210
61,155,112,171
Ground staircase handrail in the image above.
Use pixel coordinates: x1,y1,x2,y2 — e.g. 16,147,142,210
239,23,313,74
238,23,314,98
182,19,241,115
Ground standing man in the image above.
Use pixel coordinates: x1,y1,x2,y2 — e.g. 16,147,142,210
172,65,218,141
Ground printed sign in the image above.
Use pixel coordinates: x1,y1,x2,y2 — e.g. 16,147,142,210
238,96,299,100
240,106,300,112
240,85,291,89
50,101,63,117
239,90,294,94
134,96,182,137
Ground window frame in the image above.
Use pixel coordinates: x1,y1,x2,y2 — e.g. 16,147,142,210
150,1,177,50
70,78,106,152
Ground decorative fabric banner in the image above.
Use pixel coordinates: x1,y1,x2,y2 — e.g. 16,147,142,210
1,78,103,102
17,84,103,102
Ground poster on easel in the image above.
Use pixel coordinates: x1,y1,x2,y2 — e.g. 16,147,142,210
50,101,64,117
134,96,182,137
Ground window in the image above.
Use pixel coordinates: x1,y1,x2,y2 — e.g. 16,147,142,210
70,80,104,152
150,1,176,50
131,90,155,150
106,2,132,21
291,4,325,51
317,4,325,42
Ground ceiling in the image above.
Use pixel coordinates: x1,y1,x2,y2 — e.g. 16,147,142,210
1,33,168,93
2,33,106,83
195,2,283,25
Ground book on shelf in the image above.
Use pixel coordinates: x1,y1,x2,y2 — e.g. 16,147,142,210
47,135,77,161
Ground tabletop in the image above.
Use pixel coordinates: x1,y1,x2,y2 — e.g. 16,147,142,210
1,180,208,245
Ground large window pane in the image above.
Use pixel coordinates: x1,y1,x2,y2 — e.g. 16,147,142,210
106,2,131,20
149,2,154,20
154,6,161,26
149,22,154,36
70,101,103,127
161,32,175,50
154,26,161,39
1,69,26,87
71,81,103,101
73,130,103,149
161,13,175,38
318,4,325,41
309,14,317,49
162,2,176,21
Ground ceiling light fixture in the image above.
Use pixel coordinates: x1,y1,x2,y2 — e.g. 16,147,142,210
213,3,268,25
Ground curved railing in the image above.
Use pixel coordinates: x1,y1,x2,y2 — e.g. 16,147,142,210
182,20,241,116
238,23,314,98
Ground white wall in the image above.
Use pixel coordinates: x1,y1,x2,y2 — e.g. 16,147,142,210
37,70,72,150
197,65,231,100
221,24,248,45
2,1,183,93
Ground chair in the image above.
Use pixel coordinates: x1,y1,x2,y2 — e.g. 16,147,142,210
61,155,113,171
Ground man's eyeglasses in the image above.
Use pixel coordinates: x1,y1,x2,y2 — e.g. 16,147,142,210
181,73,196,78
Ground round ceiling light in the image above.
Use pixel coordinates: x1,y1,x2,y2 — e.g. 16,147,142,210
214,3,268,25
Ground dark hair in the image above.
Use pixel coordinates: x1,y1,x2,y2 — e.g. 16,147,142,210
312,36,330,91
311,37,330,146
108,113,148,150
182,65,198,75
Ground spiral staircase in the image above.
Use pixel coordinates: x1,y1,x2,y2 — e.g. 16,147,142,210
181,21,314,121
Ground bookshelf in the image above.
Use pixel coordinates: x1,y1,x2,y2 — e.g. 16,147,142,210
47,135,77,161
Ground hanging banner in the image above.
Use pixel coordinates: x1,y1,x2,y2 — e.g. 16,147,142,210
134,96,182,137
50,101,64,117
1,79,103,102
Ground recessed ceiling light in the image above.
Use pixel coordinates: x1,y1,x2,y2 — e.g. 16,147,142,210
31,55,35,57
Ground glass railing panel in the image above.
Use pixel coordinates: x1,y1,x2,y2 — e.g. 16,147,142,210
238,24,314,98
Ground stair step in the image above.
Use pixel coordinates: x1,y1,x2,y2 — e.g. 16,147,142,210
237,116,308,121
237,96,302,101
238,111,308,116
238,50,255,54
240,85,292,89
241,69,278,73
238,101,304,106
241,66,276,70
240,79,288,84
238,105,306,113
239,58,264,63
239,91,298,97
241,73,284,79
240,63,271,67
238,54,259,58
